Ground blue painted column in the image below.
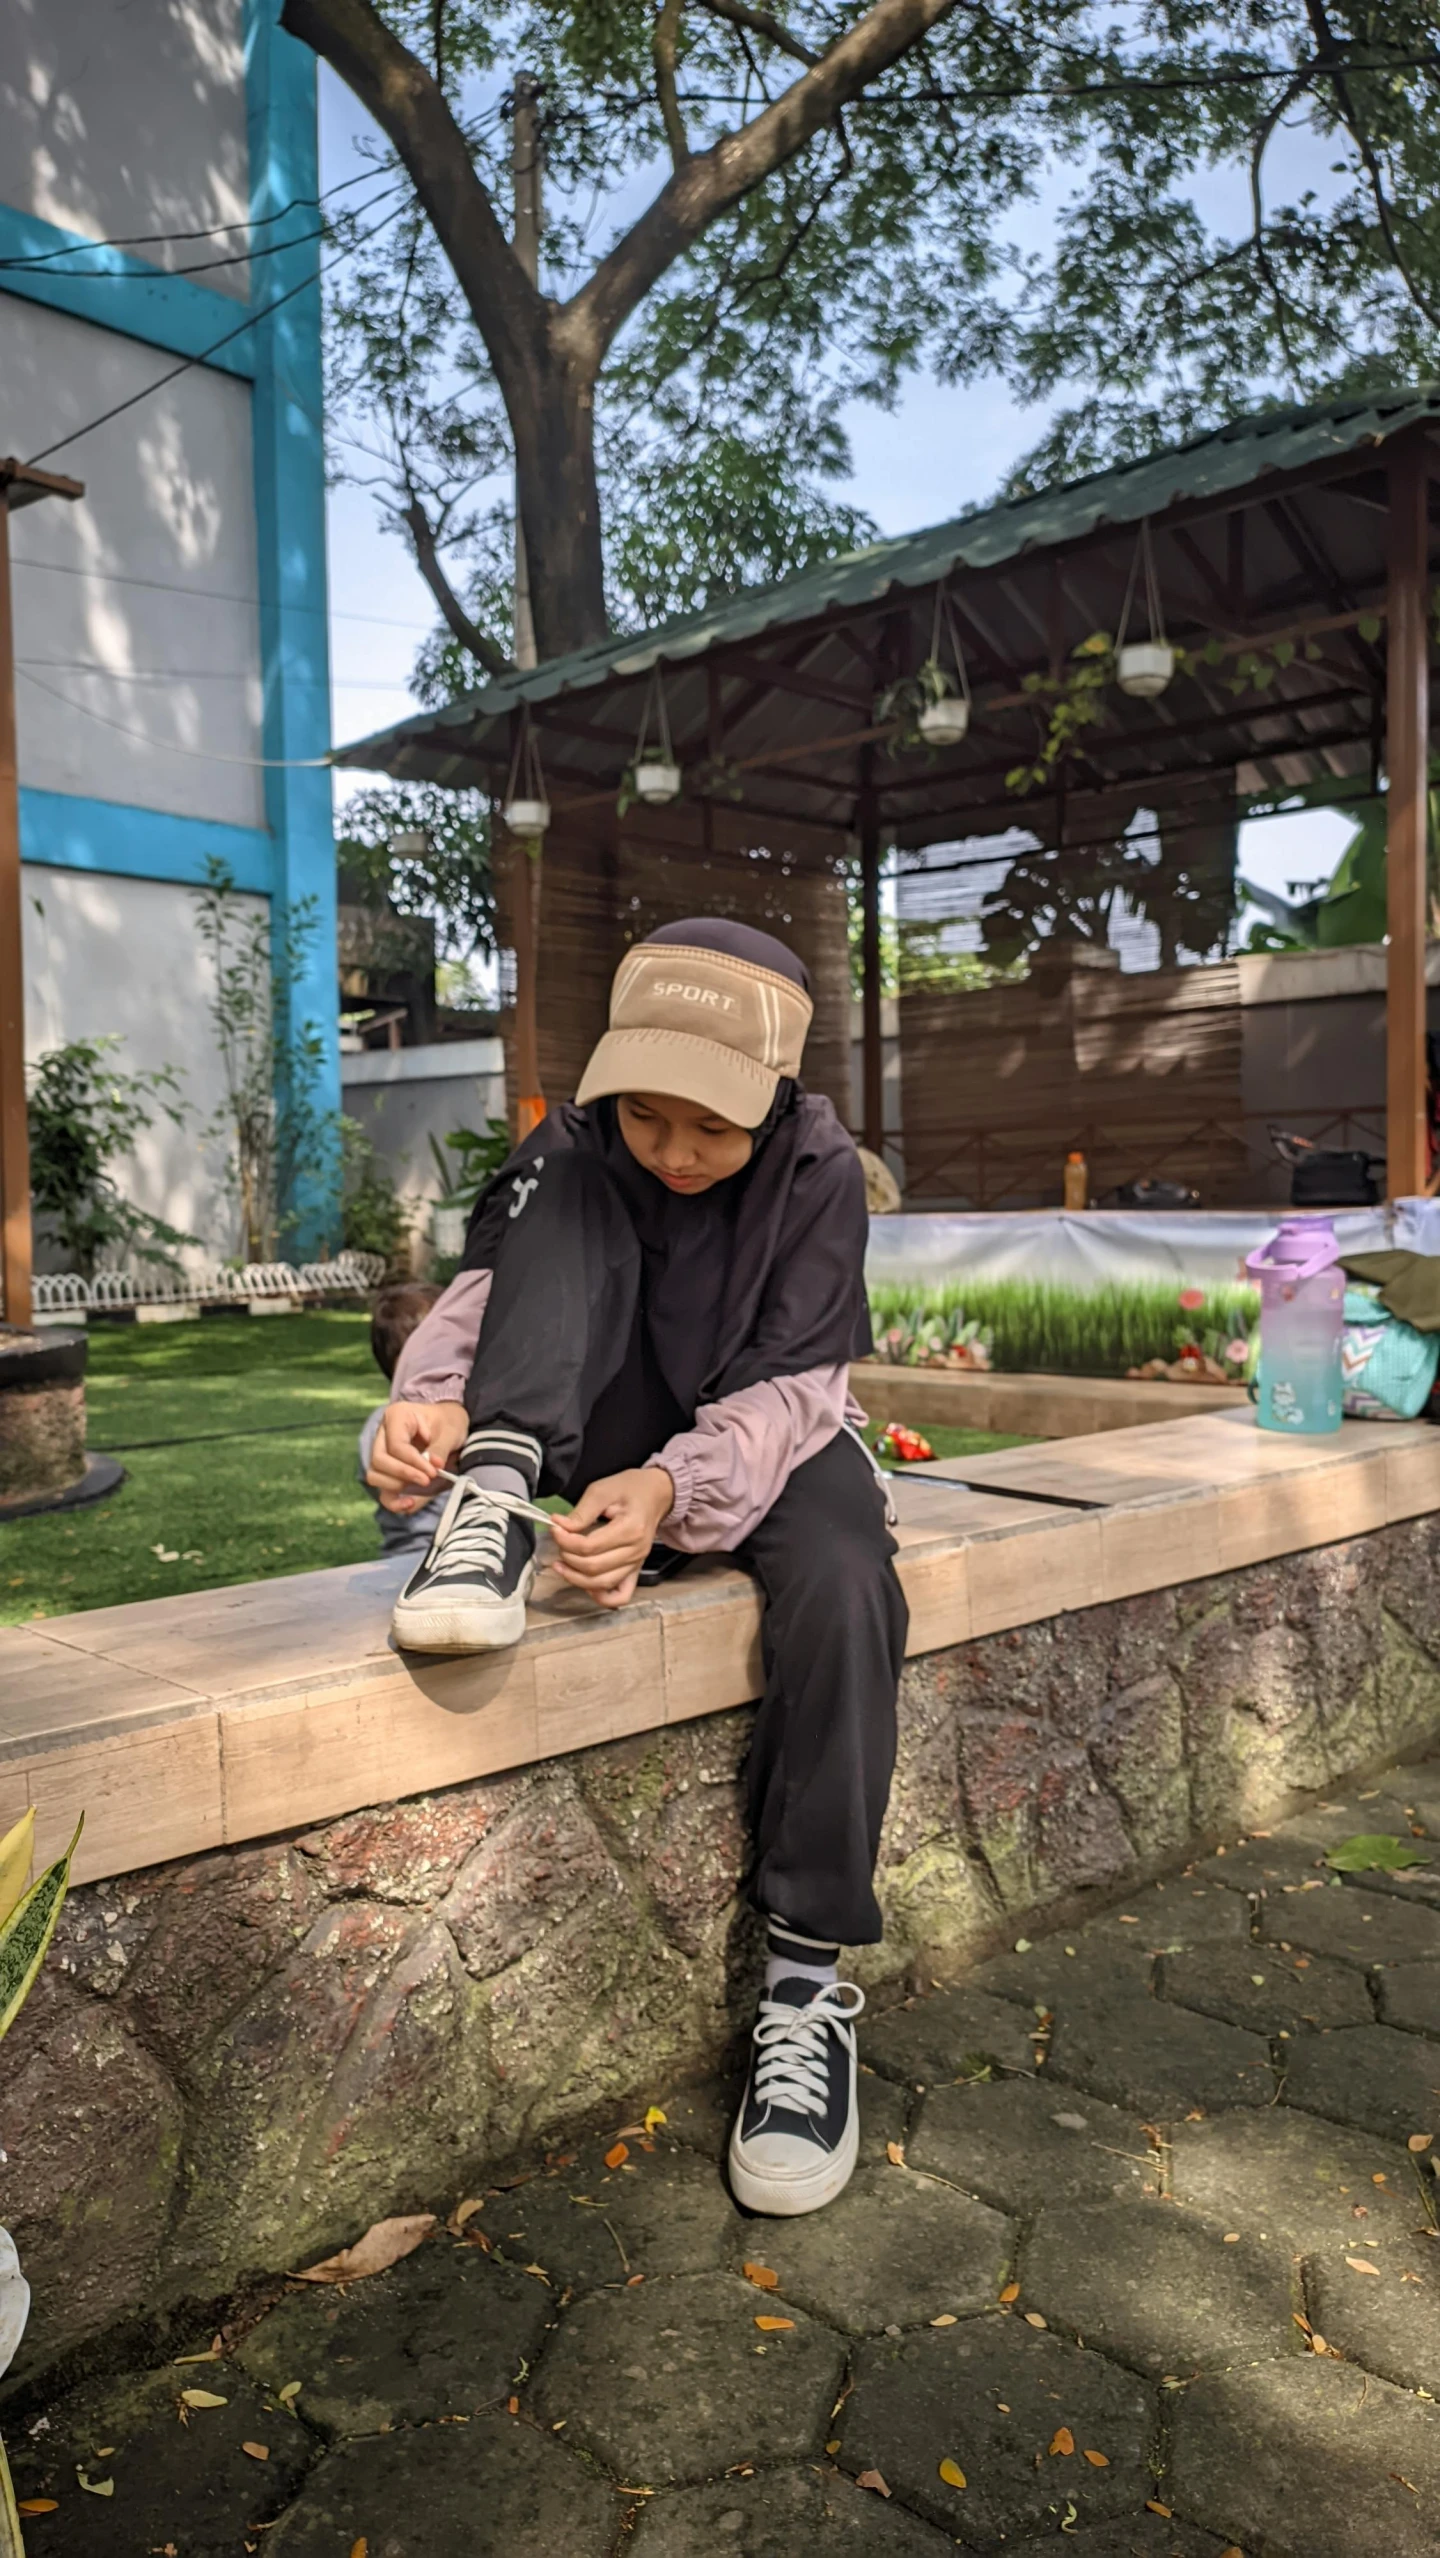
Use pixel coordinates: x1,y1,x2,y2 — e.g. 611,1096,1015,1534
244,1,339,1253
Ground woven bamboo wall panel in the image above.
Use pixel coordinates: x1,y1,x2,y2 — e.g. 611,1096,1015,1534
497,804,851,1121
901,954,1248,1206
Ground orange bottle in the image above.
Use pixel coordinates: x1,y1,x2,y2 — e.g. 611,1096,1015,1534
1063,1150,1088,1210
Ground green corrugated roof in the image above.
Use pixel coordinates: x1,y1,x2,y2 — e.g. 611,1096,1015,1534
334,382,1440,771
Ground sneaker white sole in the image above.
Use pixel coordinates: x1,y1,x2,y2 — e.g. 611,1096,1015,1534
727,2108,860,2217
390,1557,536,1655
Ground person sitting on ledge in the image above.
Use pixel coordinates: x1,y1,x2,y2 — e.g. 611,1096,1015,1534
366,917,908,2220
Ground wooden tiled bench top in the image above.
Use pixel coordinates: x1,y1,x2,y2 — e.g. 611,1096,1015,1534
4,1411,1436,1889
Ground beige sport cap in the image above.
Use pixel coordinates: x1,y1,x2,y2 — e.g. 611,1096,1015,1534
575,940,813,1129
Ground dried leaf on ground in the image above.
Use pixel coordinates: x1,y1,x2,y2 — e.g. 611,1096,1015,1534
855,2470,891,2497
644,2107,667,2133
277,2382,302,2407
605,2142,630,2170
179,2389,228,2409
1049,2426,1074,2456
1023,2310,1048,2329
1145,2504,1172,2519
349,2542,369,2558
938,2457,967,2489
17,2502,58,2516
886,2141,906,2167
241,2442,269,2462
998,2282,1020,2304
295,2215,436,2284
77,2472,114,2497
1408,2134,1434,2153
755,2315,794,2332
1082,2448,1109,2467
742,2263,779,2290
447,2197,485,2235
930,2314,958,2327
1346,2257,1381,2277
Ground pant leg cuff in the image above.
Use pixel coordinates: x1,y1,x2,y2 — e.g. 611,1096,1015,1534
460,1427,543,1495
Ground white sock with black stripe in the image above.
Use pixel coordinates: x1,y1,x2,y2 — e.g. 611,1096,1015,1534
764,1916,840,1995
460,1427,543,1499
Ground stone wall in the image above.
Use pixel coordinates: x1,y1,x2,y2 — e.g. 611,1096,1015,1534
8,1518,1440,2382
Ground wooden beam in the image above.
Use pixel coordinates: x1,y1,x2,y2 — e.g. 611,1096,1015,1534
718,649,872,719
1385,435,1431,1201
0,492,29,1327
858,748,883,1155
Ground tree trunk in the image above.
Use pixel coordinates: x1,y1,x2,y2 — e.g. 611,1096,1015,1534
512,349,608,660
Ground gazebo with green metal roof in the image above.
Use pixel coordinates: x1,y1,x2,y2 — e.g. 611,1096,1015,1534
335,385,1439,1198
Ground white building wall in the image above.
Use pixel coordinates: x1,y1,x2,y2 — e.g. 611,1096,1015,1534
21,862,264,1258
0,0,250,293
2,297,265,825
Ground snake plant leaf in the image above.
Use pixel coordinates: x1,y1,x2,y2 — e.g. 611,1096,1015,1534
0,2232,29,2387
1325,1832,1429,1874
0,2427,24,2558
0,1818,83,2045
0,1813,33,1931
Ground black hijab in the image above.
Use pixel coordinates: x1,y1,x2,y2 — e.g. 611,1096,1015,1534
460,919,872,1413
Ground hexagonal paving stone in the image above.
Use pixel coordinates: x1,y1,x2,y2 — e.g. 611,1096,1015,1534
1170,2108,1423,2259
8,2360,315,2555
1258,1882,1440,1970
1047,1974,1274,2115
527,2271,846,2484
1159,1941,1372,2038
866,1986,1044,2087
1077,1882,1252,1953
236,2240,553,2434
1377,1961,1440,2038
1307,2241,1440,2394
729,2159,1012,2335
629,2461,954,2555
1191,1795,1419,1896
1019,2195,1298,2376
909,2078,1156,2218
266,2411,618,2555
839,2311,1153,2543
1283,2023,1440,2145
477,2134,745,2294
1007,2523,1225,2558
1166,2355,1440,2558
970,1937,1153,2013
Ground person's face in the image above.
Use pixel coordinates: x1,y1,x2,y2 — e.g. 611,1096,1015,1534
617,1091,754,1193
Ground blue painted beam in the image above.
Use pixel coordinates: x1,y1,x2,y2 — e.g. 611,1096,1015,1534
19,786,275,895
245,1,340,1253
0,203,260,379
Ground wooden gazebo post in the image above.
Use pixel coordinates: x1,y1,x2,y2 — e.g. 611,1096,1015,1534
1386,434,1432,1201
0,458,83,1329
858,748,884,1155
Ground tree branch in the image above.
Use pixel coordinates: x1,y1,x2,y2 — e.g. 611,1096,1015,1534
1303,0,1440,331
402,493,511,678
279,0,544,398
694,0,819,67
566,0,961,361
654,0,691,167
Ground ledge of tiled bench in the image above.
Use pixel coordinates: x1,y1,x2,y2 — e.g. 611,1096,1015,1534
4,1408,1439,1890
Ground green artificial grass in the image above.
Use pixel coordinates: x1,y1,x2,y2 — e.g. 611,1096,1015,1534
1,1309,1040,1624
867,1277,1260,1379
2,1311,385,1626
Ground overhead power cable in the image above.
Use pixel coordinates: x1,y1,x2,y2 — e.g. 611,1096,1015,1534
0,164,395,269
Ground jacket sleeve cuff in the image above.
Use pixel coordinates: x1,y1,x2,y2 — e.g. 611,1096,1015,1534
392,1369,470,1411
648,1442,695,1530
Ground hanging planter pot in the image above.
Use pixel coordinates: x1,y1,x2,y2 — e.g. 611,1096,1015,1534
1114,521,1174,699
502,706,549,837
633,758,682,806
1116,640,1175,699
501,795,550,837
918,691,971,746
623,671,682,811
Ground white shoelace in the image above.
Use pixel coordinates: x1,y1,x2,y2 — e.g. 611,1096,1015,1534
422,1475,550,1587
749,1980,866,2120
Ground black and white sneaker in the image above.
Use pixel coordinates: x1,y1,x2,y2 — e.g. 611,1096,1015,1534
728,1977,865,2216
389,1476,549,1654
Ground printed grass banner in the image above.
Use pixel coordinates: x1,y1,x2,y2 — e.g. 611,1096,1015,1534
868,1277,1259,1380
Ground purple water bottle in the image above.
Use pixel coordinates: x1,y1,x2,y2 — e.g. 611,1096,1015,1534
1244,1217,1344,1434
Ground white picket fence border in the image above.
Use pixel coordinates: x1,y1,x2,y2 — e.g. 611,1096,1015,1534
32,1251,388,1313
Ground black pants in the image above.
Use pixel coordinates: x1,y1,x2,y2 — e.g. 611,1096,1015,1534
463,1150,908,1944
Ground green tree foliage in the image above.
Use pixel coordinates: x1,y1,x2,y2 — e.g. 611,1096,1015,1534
299,0,1440,683
337,783,496,959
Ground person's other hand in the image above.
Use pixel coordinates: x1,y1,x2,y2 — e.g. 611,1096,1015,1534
367,1399,469,1512
548,1466,674,1609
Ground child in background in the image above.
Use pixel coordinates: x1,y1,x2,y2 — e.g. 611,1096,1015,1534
359,1282,445,1556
